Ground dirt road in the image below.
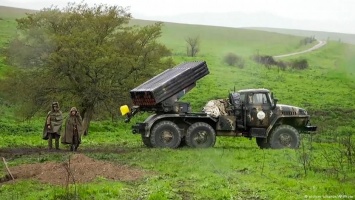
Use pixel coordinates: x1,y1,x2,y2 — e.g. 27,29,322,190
273,40,327,58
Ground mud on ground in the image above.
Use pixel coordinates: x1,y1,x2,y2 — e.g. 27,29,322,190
1,151,148,185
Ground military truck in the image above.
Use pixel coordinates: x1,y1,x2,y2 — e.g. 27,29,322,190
120,61,317,149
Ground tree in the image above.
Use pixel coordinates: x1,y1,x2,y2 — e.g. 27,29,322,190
185,36,200,57
1,2,173,134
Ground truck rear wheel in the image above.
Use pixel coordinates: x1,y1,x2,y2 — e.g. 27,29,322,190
269,125,300,149
150,121,181,148
186,122,216,148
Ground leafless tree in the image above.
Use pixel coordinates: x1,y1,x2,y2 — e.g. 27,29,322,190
185,36,200,57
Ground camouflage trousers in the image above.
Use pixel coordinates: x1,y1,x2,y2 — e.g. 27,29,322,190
48,132,60,150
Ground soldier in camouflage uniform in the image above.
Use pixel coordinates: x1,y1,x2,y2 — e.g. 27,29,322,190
43,102,63,150
61,107,83,151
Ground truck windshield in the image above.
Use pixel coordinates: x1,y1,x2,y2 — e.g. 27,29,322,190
250,93,268,104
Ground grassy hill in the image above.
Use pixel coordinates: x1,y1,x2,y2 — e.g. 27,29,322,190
0,6,36,46
0,6,355,200
0,6,37,77
130,19,318,57
0,6,36,19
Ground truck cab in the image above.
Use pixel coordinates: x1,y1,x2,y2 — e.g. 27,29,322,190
229,89,275,129
225,88,316,148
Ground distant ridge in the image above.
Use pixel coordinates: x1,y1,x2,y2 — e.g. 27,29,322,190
1,5,355,45
248,27,355,45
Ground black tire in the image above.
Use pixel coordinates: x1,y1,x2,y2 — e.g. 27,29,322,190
141,134,153,148
186,122,216,148
150,121,181,148
256,138,270,149
269,125,300,149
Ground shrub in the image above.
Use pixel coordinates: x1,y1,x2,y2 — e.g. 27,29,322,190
252,54,278,69
290,59,309,70
224,53,245,68
300,36,316,45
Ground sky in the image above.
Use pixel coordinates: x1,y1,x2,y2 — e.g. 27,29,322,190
1,0,355,34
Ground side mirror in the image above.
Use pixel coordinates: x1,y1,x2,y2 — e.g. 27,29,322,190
272,98,278,109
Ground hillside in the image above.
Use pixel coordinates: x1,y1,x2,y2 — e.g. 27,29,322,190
0,6,36,19
137,11,355,45
129,19,319,59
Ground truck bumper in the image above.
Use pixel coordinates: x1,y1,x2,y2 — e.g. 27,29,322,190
132,123,146,134
302,125,317,132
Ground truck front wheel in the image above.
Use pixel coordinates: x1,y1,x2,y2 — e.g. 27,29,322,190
269,125,300,149
186,122,216,148
141,135,153,148
150,121,182,148
256,138,270,149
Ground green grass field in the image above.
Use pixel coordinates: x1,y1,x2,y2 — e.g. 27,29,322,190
0,6,355,200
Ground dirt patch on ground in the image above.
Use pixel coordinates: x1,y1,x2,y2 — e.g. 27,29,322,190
3,153,147,185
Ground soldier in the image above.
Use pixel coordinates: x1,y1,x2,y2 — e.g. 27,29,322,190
43,102,63,150
61,107,83,151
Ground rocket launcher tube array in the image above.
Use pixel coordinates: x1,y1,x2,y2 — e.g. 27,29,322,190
129,61,209,106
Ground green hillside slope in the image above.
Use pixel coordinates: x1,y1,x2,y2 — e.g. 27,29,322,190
130,19,313,57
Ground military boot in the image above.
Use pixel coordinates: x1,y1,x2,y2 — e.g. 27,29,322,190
48,133,53,150
74,144,78,151
48,139,53,150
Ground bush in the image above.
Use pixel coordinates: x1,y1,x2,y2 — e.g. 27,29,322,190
252,55,309,71
252,55,277,65
252,54,278,69
300,36,316,45
290,59,309,70
223,53,245,68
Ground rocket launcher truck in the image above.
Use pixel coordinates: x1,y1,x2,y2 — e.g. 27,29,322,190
120,61,317,149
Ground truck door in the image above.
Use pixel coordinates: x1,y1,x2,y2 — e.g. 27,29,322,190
246,92,271,127
229,92,245,129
